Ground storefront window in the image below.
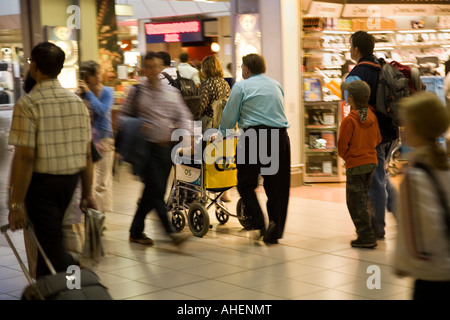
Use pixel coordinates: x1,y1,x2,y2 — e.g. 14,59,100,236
0,0,22,105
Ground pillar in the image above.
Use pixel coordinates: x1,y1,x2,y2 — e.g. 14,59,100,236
231,0,303,186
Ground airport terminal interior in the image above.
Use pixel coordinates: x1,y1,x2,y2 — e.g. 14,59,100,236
1,0,450,301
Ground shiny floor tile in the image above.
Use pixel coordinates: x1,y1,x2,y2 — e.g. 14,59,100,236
0,159,416,300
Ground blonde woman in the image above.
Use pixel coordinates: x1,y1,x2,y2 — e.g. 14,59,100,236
198,55,231,130
395,92,450,300
198,55,232,202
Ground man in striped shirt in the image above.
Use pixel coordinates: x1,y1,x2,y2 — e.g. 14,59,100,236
121,51,193,245
8,42,96,278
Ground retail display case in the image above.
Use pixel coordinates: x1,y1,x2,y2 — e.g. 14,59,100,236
304,100,345,182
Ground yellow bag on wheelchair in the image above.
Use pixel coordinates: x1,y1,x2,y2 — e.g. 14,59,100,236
204,138,237,189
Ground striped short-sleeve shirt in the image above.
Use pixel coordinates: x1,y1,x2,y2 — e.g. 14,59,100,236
8,79,91,175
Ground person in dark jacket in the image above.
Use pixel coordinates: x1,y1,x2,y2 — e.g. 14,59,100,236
343,31,399,239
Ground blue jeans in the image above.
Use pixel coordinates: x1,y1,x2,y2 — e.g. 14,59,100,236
368,139,398,236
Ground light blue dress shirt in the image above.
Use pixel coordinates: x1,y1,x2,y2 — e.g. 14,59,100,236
219,74,290,134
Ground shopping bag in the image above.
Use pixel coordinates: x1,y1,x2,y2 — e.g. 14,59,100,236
81,208,105,265
204,138,237,189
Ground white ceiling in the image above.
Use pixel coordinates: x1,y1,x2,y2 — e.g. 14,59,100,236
114,0,231,20
0,1,230,19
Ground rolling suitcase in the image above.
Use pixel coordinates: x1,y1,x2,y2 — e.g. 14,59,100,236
0,223,113,300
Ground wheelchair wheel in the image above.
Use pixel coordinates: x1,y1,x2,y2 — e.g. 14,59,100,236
236,198,253,229
170,210,186,232
215,205,229,224
188,202,210,237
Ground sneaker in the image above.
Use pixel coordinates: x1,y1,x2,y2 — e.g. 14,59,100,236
169,232,191,246
350,238,377,249
129,233,154,245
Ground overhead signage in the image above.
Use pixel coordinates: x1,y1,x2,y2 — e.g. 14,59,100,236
145,21,203,43
346,0,449,4
308,2,343,17
342,4,450,17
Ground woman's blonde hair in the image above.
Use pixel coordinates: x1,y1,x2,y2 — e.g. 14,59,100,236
201,55,223,79
400,91,450,170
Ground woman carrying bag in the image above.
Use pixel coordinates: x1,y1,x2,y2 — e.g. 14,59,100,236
78,61,115,215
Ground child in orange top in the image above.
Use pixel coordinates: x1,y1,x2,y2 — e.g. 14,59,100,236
338,80,381,248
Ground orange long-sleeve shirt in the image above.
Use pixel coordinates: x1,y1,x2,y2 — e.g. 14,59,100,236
338,108,381,169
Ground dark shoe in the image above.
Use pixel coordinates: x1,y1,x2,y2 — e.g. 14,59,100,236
170,232,191,246
263,222,278,244
350,238,377,249
375,232,385,240
129,233,154,245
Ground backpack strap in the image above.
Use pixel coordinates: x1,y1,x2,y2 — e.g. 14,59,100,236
161,72,176,86
413,162,450,241
355,60,382,70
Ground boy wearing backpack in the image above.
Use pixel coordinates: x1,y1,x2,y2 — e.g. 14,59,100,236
344,31,399,240
338,80,382,248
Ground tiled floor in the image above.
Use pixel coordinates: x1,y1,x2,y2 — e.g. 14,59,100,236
0,153,414,300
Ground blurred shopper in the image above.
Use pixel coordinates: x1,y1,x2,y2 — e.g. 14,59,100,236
338,80,381,248
8,42,96,278
158,51,178,86
177,52,200,86
223,62,235,89
394,92,450,300
199,55,231,201
198,55,231,130
344,31,399,239
79,60,115,215
445,72,450,152
120,51,193,246
219,54,291,244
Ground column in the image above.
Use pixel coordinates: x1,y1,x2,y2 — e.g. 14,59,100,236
231,0,303,186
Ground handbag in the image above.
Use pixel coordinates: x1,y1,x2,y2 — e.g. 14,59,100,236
81,208,105,266
91,141,102,163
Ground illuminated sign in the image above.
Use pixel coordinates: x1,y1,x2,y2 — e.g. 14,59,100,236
145,21,203,43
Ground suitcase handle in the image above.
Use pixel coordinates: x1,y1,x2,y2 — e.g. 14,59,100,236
1,223,57,282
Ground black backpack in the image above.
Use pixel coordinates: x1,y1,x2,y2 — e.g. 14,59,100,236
357,58,423,127
162,71,201,118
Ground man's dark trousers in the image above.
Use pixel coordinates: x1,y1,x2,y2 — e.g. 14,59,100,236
236,127,291,240
25,172,79,278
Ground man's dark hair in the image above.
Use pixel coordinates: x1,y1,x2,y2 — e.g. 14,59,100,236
242,54,266,75
179,52,189,63
157,51,171,67
350,31,375,57
31,42,65,78
348,80,371,109
144,51,162,62
79,60,99,81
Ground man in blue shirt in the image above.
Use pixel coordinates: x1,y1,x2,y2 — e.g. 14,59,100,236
219,54,291,244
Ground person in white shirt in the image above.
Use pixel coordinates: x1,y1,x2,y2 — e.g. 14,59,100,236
177,52,200,86
158,51,178,86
